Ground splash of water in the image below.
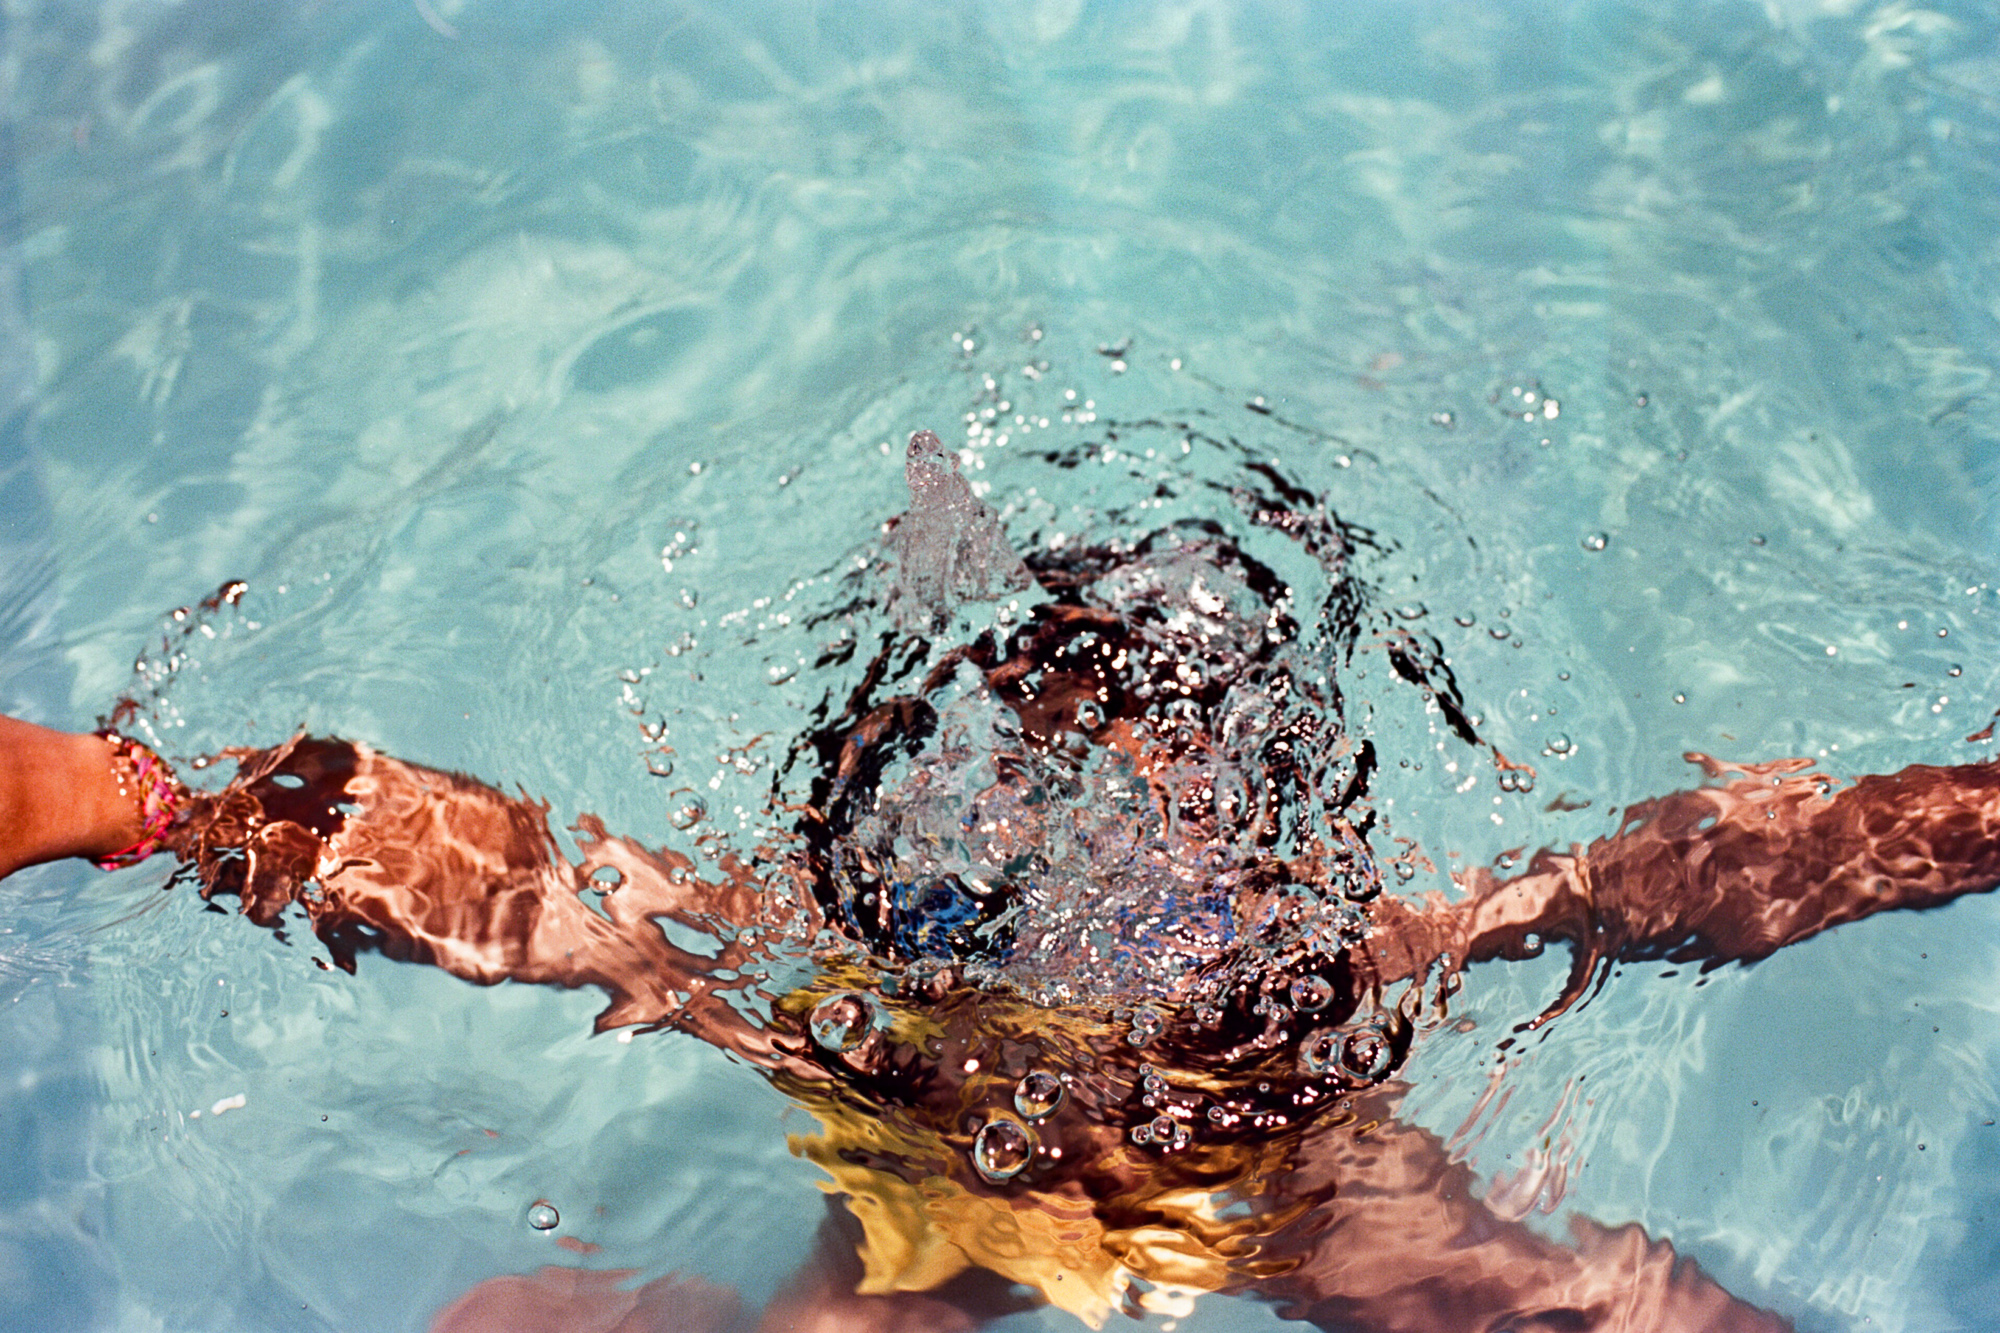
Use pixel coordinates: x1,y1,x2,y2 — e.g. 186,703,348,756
884,429,1031,634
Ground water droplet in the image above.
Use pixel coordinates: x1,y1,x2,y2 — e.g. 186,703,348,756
808,991,877,1053
1014,1071,1066,1120
1634,392,1650,407
1672,692,1687,705
1580,532,1608,553
1522,932,1543,955
1546,733,1573,755
1289,975,1334,1012
1339,1021,1396,1081
1949,664,1963,678
972,1118,1035,1182
1341,869,1382,903
1126,1006,1166,1047
1299,1029,1341,1077
670,794,708,829
1393,861,1417,882
1395,603,1427,620
1454,614,1476,628
527,1202,560,1231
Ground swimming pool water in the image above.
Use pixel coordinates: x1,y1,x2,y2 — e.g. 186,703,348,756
1,1,1998,1329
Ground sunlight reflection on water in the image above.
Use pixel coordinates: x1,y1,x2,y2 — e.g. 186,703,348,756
0,1,1996,1329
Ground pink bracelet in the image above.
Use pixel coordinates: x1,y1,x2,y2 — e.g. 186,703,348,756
92,731,186,871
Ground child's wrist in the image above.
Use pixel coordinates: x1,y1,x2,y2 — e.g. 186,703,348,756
87,731,187,871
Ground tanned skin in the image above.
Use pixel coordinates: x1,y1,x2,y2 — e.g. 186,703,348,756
0,716,146,879
6,504,1997,1333
8,699,1998,1332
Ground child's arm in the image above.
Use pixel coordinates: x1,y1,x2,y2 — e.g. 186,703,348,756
0,721,823,1073
1423,756,2000,1022
173,734,829,1072
0,716,151,878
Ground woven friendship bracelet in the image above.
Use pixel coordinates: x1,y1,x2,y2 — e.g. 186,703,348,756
92,731,186,872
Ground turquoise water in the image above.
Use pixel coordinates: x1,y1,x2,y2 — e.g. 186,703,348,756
1,0,1998,1328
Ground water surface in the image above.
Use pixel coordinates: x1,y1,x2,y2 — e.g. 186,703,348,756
1,2,1997,1329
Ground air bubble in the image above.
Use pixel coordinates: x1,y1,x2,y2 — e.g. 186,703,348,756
1338,1022,1396,1081
972,1117,1034,1182
1395,604,1427,620
1341,870,1382,903
1580,533,1608,552
1289,975,1334,1012
670,795,708,829
1299,1029,1340,1078
1546,733,1573,755
808,991,877,1053
1014,1071,1066,1120
1126,1006,1166,1047
1075,699,1106,731
527,1202,560,1231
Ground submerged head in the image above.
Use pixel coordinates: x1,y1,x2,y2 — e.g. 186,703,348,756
798,478,1407,1095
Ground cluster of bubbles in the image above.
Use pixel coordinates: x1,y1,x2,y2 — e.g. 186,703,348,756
828,536,1389,1024
970,1071,1070,1183
1297,1019,1396,1082
1128,1065,1193,1150
780,342,1537,1184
